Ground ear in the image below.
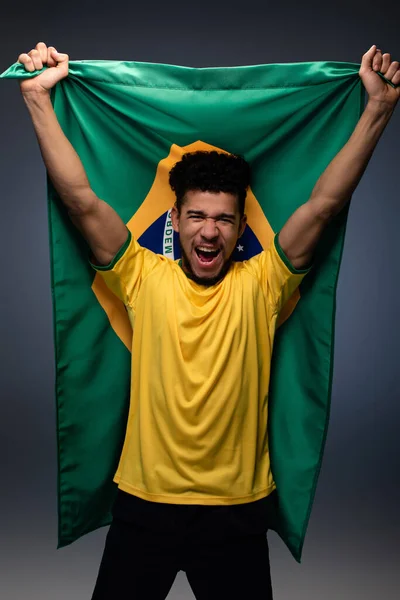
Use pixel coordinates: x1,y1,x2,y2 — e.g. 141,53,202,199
171,204,180,233
238,214,247,238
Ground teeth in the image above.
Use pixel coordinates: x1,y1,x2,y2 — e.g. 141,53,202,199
197,247,218,253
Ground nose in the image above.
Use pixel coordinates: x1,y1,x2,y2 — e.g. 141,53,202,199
201,218,219,240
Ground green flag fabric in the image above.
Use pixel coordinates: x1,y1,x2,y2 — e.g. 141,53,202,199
1,59,363,561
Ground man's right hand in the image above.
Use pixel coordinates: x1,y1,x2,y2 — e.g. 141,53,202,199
18,42,69,96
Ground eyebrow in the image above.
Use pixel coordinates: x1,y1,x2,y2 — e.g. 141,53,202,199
186,210,236,220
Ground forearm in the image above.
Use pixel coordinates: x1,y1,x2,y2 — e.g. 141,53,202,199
310,100,394,217
279,100,394,268
23,91,95,213
279,46,399,270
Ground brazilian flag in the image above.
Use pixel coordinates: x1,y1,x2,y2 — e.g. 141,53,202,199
1,59,363,561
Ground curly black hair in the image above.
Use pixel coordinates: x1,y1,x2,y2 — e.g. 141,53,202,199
169,151,250,216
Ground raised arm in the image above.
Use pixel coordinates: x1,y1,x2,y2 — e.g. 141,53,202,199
279,45,400,270
19,42,128,266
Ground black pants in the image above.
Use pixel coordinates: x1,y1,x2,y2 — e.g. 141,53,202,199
92,490,275,600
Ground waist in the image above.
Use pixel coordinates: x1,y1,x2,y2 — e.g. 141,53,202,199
112,489,278,539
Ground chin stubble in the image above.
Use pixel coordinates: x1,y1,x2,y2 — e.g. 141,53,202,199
179,243,234,287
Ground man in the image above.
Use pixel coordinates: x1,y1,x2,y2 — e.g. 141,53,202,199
18,42,399,599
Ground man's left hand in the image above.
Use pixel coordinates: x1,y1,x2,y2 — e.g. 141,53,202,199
359,45,400,109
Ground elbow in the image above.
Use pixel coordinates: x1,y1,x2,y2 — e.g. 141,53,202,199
309,194,350,222
65,188,100,217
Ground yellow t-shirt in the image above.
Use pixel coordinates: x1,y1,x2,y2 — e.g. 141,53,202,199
94,232,309,505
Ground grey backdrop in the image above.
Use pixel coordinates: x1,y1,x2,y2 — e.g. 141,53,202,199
1,1,399,599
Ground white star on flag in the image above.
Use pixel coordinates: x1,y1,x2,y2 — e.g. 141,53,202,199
237,244,244,252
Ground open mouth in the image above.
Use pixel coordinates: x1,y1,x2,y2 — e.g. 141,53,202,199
195,247,221,266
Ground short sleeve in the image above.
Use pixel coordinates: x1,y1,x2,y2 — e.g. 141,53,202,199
243,233,311,314
91,230,161,308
